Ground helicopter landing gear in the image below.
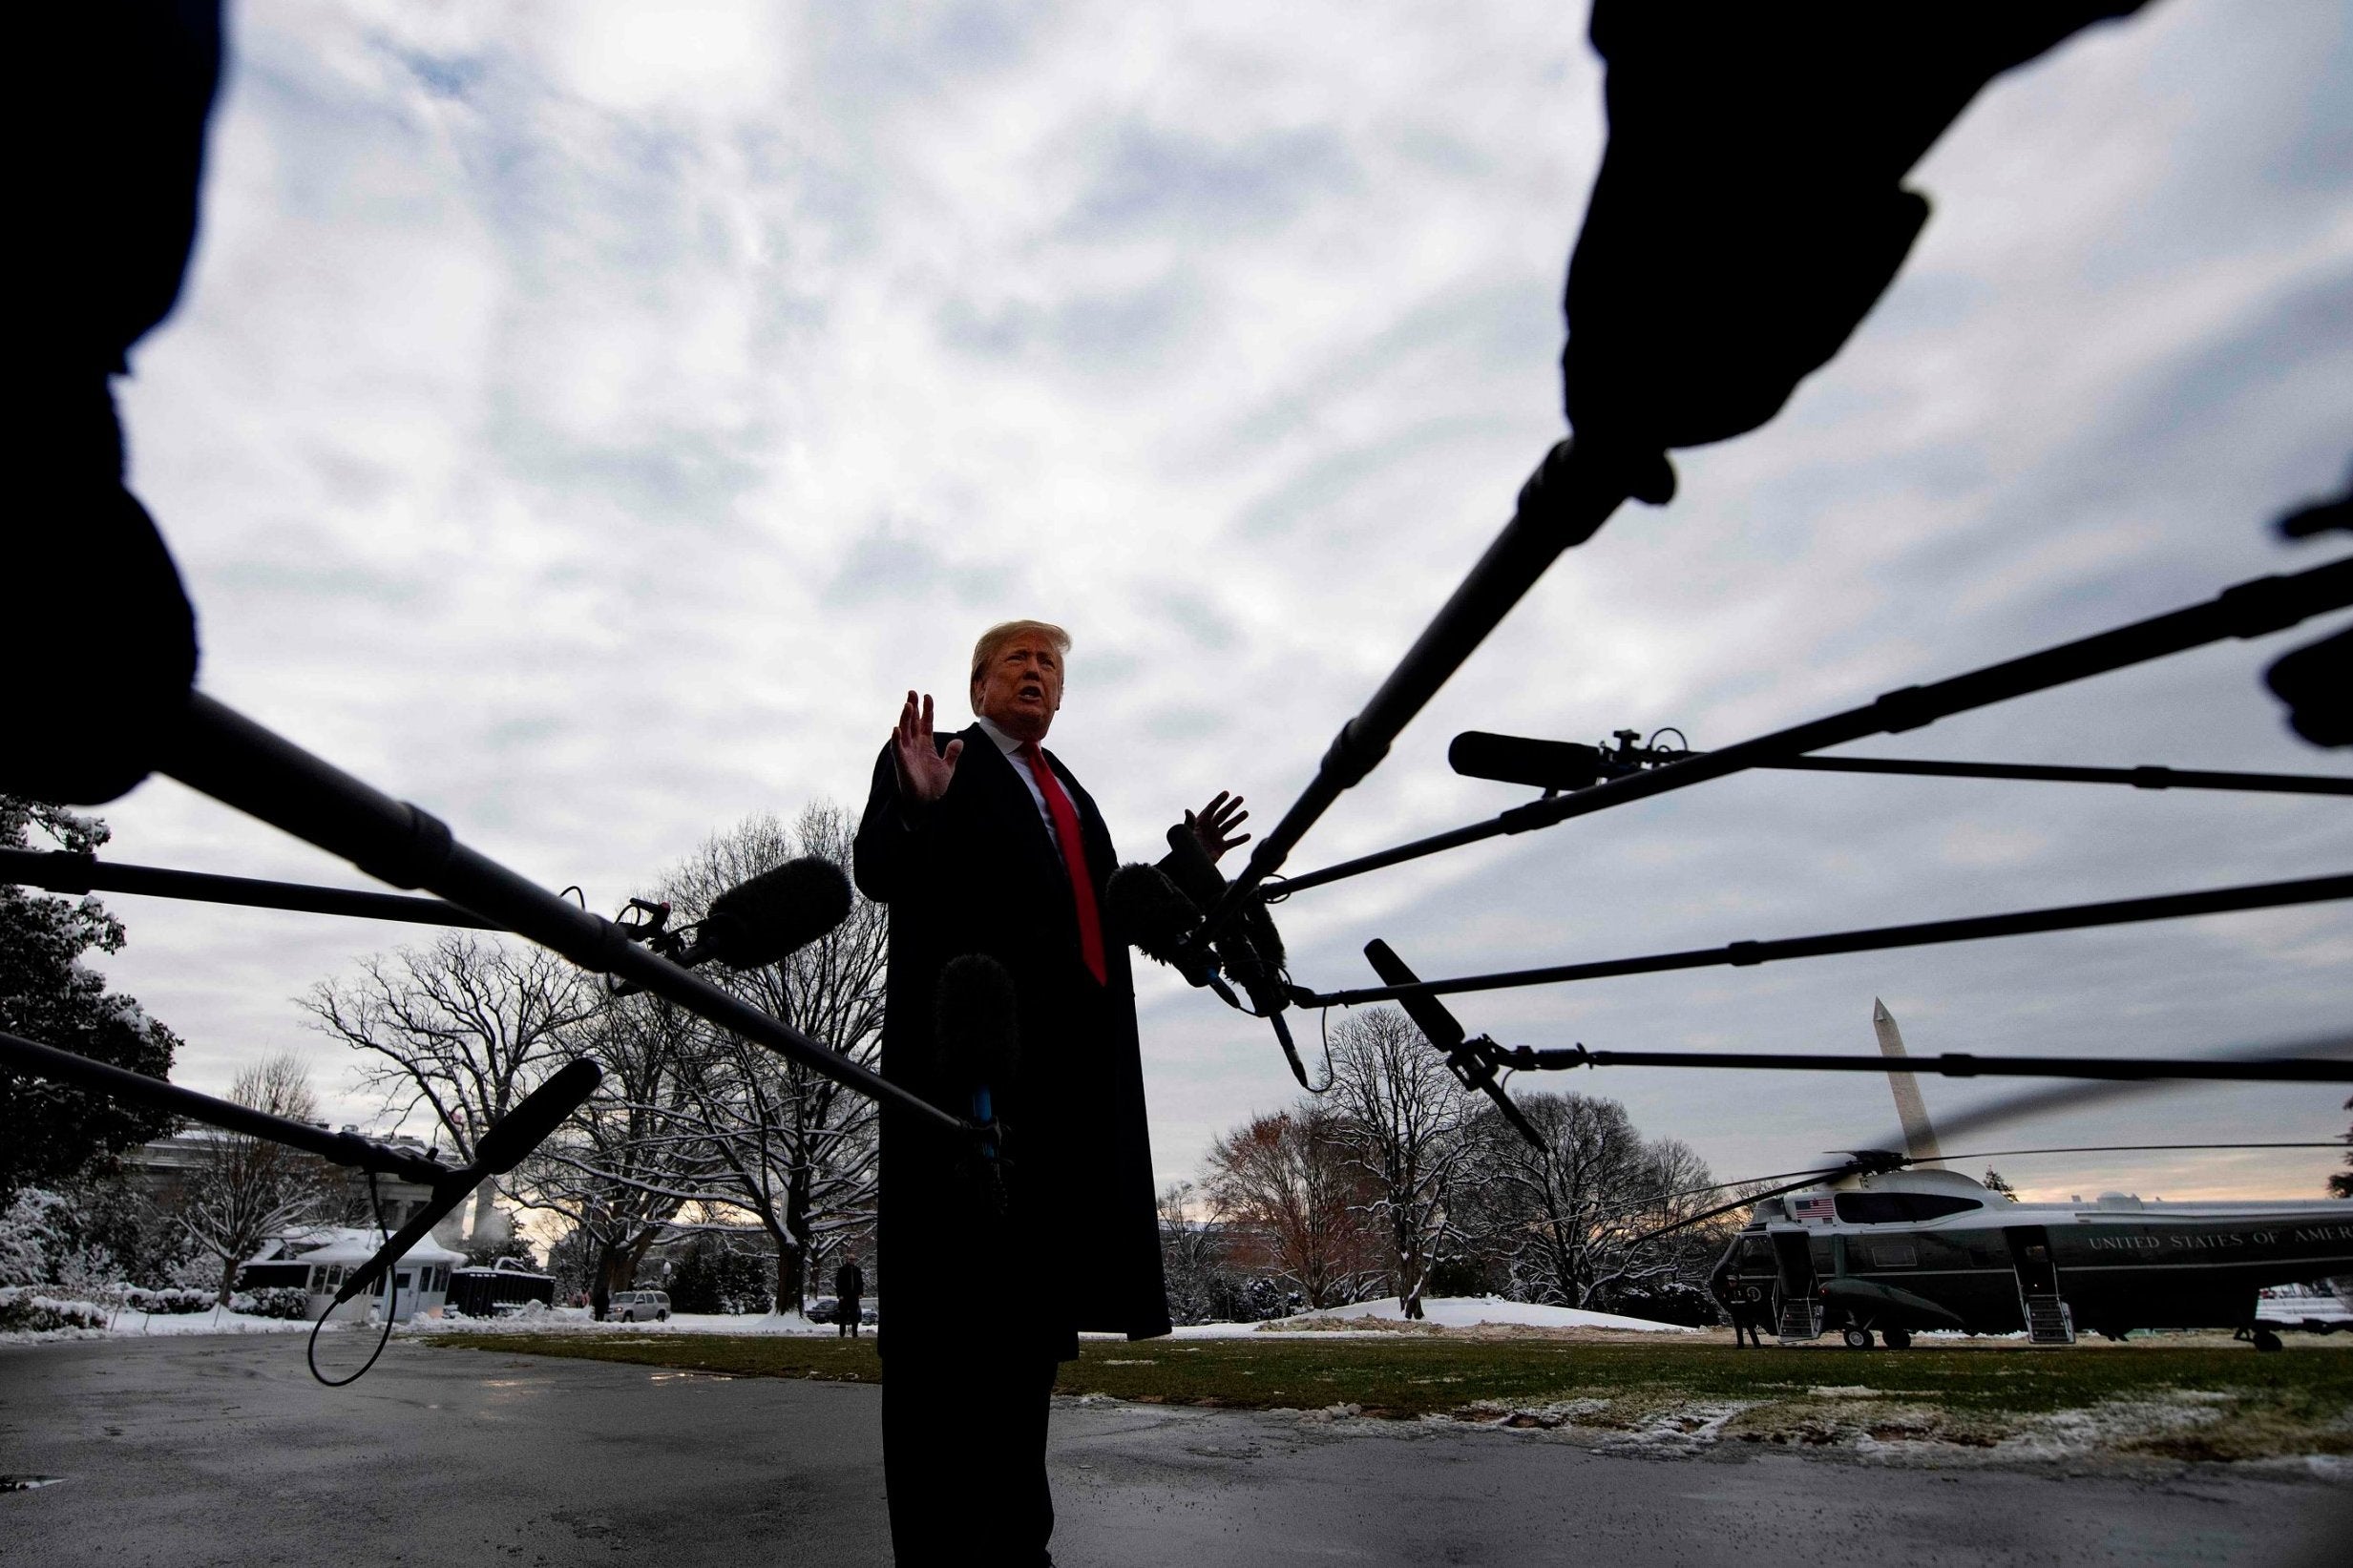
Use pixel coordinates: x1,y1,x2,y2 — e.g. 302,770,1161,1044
1842,1327,1875,1349
2251,1328,2284,1353
1880,1328,1912,1349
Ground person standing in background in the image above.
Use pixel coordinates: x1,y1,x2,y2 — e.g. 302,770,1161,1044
834,1254,865,1338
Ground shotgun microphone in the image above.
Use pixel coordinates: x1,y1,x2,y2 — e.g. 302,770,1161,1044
333,1057,603,1307
1162,826,1289,1005
680,857,852,971
935,953,1019,1094
1449,731,1605,793
936,954,1019,1214
1363,939,1542,1150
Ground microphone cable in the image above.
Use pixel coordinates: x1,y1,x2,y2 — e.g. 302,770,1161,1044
306,1169,398,1388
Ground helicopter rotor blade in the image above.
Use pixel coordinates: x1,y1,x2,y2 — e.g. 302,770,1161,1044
1932,1139,2347,1166
1861,1030,2353,1154
1627,1165,1860,1246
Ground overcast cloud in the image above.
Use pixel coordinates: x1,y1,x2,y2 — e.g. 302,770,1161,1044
85,0,2352,1205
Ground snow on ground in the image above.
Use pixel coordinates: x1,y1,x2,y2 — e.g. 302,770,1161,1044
4,1294,1693,1345
1208,1295,1697,1336
0,1295,320,1344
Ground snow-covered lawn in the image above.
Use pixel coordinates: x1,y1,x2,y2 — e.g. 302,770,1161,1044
1211,1295,1697,1336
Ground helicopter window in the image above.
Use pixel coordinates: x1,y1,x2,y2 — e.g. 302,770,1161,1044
1739,1237,1774,1264
1869,1242,1919,1268
1835,1192,1984,1224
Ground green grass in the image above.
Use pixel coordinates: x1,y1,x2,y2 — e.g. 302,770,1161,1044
420,1331,2353,1459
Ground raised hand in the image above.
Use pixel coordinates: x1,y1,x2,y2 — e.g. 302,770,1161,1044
892,691,963,806
1185,790,1251,865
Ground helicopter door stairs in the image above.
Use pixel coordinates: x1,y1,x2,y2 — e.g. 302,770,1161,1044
1770,1230,1820,1341
2005,1225,2075,1345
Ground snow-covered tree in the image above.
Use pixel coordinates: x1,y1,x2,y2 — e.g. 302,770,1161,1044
174,1054,335,1305
1322,1008,1479,1318
645,805,885,1314
303,930,601,1244
0,795,180,1202
1452,1091,1723,1313
515,992,703,1318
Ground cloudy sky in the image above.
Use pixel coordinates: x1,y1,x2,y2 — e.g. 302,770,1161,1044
84,0,2352,1205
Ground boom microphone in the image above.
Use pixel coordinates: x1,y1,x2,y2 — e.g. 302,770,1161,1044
1163,826,1289,992
1449,732,1603,793
473,1057,604,1175
334,1057,603,1307
1364,938,1542,1149
1106,863,1225,993
684,857,852,971
935,954,1019,1214
935,953,1020,1092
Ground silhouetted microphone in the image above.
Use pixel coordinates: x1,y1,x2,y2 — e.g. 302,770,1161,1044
334,1057,603,1307
1449,731,1603,793
1107,863,1224,993
936,954,1019,1213
1162,826,1289,1003
936,953,1019,1098
682,857,852,971
1363,939,1541,1150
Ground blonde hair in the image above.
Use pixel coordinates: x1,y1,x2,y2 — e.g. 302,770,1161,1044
969,619,1072,689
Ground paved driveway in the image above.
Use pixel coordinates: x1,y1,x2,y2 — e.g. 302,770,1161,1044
2,1337,2345,1566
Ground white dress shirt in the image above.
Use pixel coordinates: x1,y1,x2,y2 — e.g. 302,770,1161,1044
973,713,1064,864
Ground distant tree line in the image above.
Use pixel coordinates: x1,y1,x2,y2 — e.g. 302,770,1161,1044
1164,1010,1742,1328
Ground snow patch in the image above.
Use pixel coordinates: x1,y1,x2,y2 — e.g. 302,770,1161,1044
1254,1295,1695,1335
1595,1401,1756,1453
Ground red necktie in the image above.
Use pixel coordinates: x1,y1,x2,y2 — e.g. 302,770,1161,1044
1019,742,1106,986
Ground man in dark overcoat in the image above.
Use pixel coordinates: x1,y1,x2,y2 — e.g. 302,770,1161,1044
834,1254,866,1338
853,618,1245,1567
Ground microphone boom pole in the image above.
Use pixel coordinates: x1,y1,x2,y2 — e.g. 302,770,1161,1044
1306,871,2353,1007
1278,554,2353,897
1193,438,1668,944
0,1028,456,1186
160,693,976,1139
0,847,501,930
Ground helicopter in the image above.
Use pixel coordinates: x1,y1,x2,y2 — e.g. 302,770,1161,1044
1700,1002,2353,1351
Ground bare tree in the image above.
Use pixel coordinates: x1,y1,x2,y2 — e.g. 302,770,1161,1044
303,932,602,1244
516,990,705,1317
645,805,886,1314
1203,1105,1382,1309
1456,1091,1723,1313
175,1053,333,1306
1323,1008,1479,1318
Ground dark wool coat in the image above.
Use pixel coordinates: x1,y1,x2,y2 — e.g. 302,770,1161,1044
853,727,1171,1359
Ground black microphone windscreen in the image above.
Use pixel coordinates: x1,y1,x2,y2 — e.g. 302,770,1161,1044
701,857,853,970
1363,938,1468,1052
1240,899,1286,972
1107,862,1202,967
1449,732,1602,793
935,953,1019,1086
473,1057,604,1177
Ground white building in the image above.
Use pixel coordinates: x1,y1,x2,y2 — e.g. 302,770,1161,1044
241,1227,467,1322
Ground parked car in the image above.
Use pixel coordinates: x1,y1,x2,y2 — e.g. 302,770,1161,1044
808,1296,838,1323
609,1289,670,1323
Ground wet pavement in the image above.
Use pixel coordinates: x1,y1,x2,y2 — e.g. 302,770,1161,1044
1,1336,2345,1566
